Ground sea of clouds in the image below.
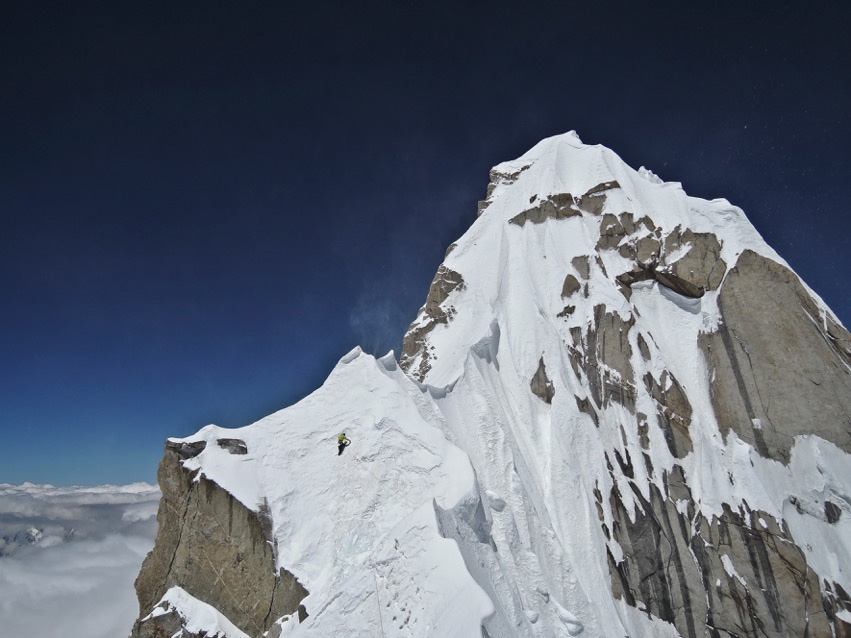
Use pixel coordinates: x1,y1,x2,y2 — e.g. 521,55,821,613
0,482,160,637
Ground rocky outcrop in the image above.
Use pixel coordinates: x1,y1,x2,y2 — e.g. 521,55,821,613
478,164,532,216
596,213,627,250
578,181,620,215
217,438,248,454
571,255,590,280
134,607,194,638
664,227,727,291
643,371,693,458
613,225,725,300
130,441,308,638
400,266,466,381
700,249,851,463
599,248,851,637
561,274,581,298
509,193,581,226
508,182,620,226
530,356,555,403
616,263,705,299
608,470,833,638
580,305,637,412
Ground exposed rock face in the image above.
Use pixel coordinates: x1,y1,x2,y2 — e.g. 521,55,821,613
612,226,727,300
635,235,663,263
578,181,620,215
530,356,555,403
169,440,207,459
561,274,581,298
130,442,307,638
608,472,832,638
581,305,636,411
596,213,627,250
616,264,705,299
133,607,193,638
575,395,599,426
643,371,693,458
571,255,590,280
400,265,466,381
700,249,851,463
664,227,727,291
509,193,581,226
508,182,620,226
557,304,576,318
597,249,851,637
217,438,248,454
554,234,850,637
478,164,532,216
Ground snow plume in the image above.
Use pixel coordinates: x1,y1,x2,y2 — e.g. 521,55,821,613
0,482,159,637
348,284,408,356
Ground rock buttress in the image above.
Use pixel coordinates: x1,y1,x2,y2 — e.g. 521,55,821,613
130,442,308,637
699,249,851,463
602,248,851,637
400,265,465,381
608,471,833,638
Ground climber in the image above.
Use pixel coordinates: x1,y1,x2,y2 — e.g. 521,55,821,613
337,432,351,456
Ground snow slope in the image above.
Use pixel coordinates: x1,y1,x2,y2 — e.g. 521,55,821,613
162,132,851,637
172,349,493,637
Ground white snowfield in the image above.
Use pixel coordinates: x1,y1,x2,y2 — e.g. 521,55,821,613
171,132,851,637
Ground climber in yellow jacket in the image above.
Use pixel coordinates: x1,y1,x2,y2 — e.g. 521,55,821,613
337,433,351,456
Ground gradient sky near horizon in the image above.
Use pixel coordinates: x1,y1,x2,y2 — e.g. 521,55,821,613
2,2,849,485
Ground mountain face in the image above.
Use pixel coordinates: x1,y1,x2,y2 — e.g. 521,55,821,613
131,132,851,638
0,526,44,555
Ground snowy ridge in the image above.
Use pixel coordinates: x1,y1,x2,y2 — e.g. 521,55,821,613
172,347,493,636
158,132,851,637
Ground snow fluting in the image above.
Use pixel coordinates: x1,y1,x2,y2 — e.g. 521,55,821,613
131,132,851,638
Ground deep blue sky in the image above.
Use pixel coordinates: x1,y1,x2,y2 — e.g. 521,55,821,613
2,2,849,485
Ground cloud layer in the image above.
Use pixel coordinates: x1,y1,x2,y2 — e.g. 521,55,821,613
0,483,160,637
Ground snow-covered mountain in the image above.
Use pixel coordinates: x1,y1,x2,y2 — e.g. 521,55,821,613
0,526,45,555
131,132,851,638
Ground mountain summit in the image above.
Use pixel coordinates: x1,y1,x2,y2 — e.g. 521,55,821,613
131,133,851,638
